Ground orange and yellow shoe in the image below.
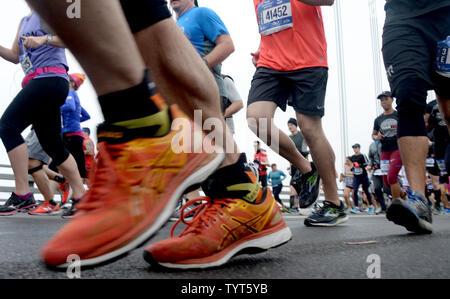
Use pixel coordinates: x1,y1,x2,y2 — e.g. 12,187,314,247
40,104,224,268
29,201,60,216
144,185,292,269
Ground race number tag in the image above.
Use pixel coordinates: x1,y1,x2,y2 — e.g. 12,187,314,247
257,0,293,36
374,169,383,176
426,158,435,168
380,160,390,175
19,53,33,75
436,159,447,176
353,167,363,176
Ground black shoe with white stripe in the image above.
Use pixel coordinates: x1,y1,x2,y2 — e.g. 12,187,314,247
304,200,348,227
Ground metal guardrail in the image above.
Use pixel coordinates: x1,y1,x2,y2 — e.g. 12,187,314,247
0,164,345,204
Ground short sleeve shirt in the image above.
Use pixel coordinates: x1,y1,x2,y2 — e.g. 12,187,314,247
373,111,399,152
177,7,230,97
253,0,328,71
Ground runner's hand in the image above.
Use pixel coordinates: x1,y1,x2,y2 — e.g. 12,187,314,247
20,36,46,49
251,51,260,67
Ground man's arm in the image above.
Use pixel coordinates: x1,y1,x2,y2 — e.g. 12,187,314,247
224,101,243,118
297,0,334,6
251,42,261,67
203,34,234,68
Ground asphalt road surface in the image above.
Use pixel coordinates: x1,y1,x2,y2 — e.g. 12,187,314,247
0,213,449,279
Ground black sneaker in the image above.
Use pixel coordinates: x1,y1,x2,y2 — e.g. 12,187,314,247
297,163,321,208
0,193,37,216
304,200,348,227
386,191,432,234
61,199,80,219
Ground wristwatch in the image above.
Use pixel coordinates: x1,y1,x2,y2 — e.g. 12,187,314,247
46,34,54,46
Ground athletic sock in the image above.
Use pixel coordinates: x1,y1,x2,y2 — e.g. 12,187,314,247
49,200,58,206
201,153,262,204
98,69,170,136
14,192,31,199
54,176,65,184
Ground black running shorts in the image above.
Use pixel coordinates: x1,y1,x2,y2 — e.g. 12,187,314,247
382,6,450,99
247,66,328,117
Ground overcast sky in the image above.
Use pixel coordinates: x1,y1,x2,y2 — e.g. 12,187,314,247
0,0,435,183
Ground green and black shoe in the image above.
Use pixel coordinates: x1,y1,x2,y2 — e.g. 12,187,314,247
304,200,348,227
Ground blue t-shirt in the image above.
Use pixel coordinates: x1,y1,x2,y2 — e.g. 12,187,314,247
268,170,286,187
177,7,229,97
61,90,90,133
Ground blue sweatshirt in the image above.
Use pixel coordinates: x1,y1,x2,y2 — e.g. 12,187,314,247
268,170,286,186
61,90,90,133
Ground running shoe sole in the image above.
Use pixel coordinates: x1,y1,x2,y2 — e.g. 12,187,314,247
304,215,349,227
143,226,292,269
29,210,61,216
55,151,225,268
0,203,38,216
386,199,432,234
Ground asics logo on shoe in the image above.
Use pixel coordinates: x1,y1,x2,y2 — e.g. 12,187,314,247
218,204,272,250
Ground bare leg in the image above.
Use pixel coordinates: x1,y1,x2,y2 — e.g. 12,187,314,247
246,101,312,173
29,159,54,202
8,144,30,195
343,188,352,209
398,136,428,194
57,155,85,199
133,19,239,167
390,182,405,199
297,113,340,205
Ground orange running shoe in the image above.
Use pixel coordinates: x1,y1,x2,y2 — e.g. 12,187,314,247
41,104,224,268
58,182,70,205
29,201,61,216
144,176,292,269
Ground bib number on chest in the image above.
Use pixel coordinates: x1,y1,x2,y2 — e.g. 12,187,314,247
19,53,33,75
257,0,293,36
426,158,435,168
353,167,363,176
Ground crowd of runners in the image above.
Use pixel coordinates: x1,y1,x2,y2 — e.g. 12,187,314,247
0,0,448,270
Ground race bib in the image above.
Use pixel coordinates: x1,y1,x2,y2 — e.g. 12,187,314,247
436,159,448,176
380,160,390,175
353,167,363,176
374,169,383,176
19,53,33,75
257,0,293,36
426,158,435,168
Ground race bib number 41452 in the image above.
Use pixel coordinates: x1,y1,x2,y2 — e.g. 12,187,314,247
257,0,293,36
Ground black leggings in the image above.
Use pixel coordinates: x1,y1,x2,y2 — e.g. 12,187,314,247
0,77,70,166
63,134,86,178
